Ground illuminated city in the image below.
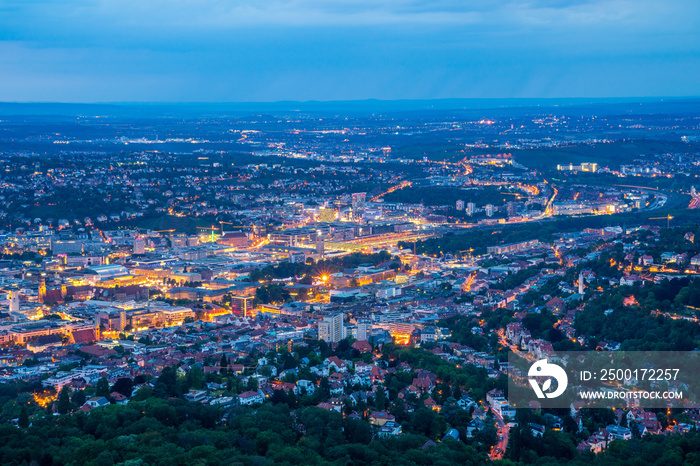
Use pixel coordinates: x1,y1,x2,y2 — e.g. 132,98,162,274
0,0,699,464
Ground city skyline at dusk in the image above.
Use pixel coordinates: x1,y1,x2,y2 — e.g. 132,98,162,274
2,2,700,465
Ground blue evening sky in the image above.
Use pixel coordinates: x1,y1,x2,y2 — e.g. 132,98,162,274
0,0,698,102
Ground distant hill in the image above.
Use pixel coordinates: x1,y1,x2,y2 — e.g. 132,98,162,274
137,216,214,235
1,97,699,118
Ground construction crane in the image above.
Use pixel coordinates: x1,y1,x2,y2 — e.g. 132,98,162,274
219,221,255,229
649,214,674,228
197,226,218,242
458,248,474,258
219,221,257,236
153,229,175,234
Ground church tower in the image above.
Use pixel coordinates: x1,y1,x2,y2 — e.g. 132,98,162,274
38,278,47,303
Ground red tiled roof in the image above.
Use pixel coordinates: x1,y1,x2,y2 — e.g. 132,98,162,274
79,345,116,357
351,340,372,353
72,328,97,344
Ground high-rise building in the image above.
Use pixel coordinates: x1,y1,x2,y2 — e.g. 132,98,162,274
8,289,19,313
318,313,344,342
356,319,371,341
96,309,126,332
352,193,366,223
485,204,494,217
133,237,146,255
456,200,465,211
467,202,476,216
38,278,47,304
578,271,585,295
51,239,83,255
506,201,515,217
230,296,254,317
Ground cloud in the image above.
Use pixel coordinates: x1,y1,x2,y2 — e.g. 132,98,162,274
2,0,695,36
0,0,698,101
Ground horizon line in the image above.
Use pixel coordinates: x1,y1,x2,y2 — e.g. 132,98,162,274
2,96,700,106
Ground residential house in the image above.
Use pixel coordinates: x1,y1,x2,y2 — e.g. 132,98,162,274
238,390,264,405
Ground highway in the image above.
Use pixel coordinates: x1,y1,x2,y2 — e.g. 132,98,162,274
689,192,700,209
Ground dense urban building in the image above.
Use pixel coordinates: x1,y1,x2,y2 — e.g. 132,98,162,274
0,99,698,465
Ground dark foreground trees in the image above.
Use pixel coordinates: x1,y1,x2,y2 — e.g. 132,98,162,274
2,390,700,465
0,399,486,466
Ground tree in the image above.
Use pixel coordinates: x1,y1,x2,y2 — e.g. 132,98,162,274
18,405,29,428
95,377,110,397
430,415,447,440
153,366,178,398
271,388,287,405
344,418,372,444
630,421,642,439
111,378,134,397
318,377,330,399
441,397,459,423
187,365,204,390
246,377,259,392
255,284,291,304
57,386,73,414
299,275,314,285
131,385,152,401
375,387,387,411
71,389,87,406
259,365,274,377
410,408,437,437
